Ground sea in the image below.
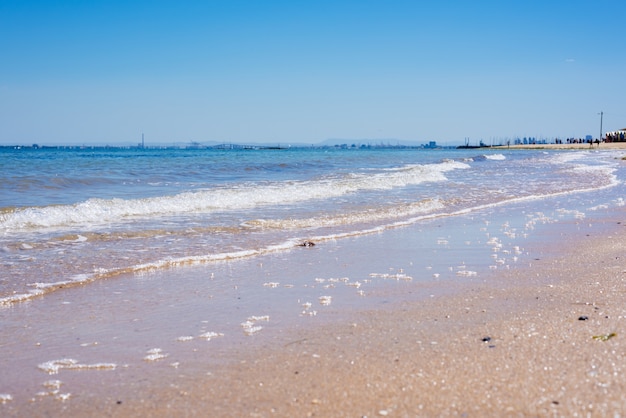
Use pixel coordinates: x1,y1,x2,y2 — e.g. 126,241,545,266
1,145,625,308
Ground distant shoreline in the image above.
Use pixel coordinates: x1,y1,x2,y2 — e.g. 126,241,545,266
493,142,626,150
3,142,626,151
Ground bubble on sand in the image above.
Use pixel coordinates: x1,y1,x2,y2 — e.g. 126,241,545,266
56,393,71,402
37,381,71,401
43,379,62,390
144,348,168,362
346,281,361,288
198,331,224,341
176,336,194,342
369,273,413,281
319,295,332,306
263,282,280,288
242,325,263,335
38,359,116,375
248,315,269,322
486,237,502,251
241,315,269,336
301,302,318,316
557,208,586,218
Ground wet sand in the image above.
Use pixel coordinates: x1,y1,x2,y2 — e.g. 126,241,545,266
124,217,626,417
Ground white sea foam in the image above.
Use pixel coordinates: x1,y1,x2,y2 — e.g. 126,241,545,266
2,150,623,309
484,154,506,160
0,160,467,234
242,199,446,231
0,274,97,307
0,173,614,308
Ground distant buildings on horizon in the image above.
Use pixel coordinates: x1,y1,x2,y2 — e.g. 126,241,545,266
2,141,448,151
5,130,626,151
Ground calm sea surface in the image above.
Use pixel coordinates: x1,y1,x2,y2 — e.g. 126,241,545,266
1,146,624,306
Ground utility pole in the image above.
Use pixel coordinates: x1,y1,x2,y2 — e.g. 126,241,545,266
598,111,603,141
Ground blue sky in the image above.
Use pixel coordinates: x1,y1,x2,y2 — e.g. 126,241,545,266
1,0,625,146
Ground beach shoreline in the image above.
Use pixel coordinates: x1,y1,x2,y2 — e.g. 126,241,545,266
493,142,626,150
3,194,626,417
142,214,626,417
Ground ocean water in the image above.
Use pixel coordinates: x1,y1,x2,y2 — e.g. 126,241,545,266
1,146,624,307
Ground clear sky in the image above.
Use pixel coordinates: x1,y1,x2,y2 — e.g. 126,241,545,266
1,0,625,146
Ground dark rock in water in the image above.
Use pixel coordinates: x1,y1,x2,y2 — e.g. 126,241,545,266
578,316,589,321
299,240,315,247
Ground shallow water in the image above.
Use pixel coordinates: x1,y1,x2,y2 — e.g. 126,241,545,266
1,147,623,307
0,156,625,408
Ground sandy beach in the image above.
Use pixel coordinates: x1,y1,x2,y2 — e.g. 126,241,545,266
4,2,626,416
2,146,626,418
2,187,625,417
121,216,626,417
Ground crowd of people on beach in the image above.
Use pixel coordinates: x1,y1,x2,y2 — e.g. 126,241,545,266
554,131,626,146
560,138,601,146
605,130,626,142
